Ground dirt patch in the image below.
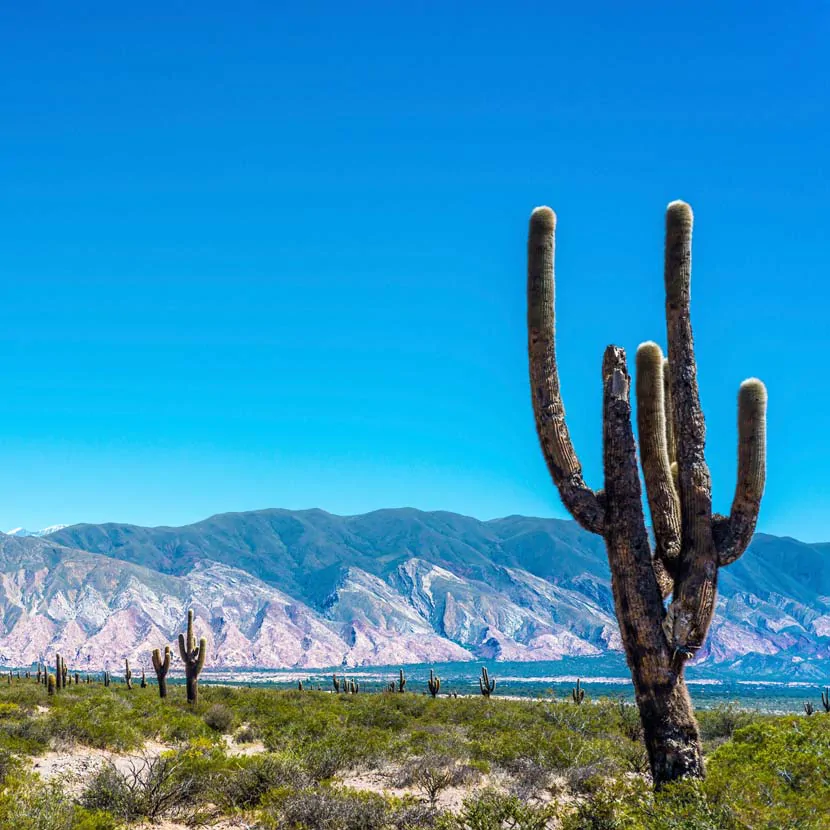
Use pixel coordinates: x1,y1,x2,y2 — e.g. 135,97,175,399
30,740,171,796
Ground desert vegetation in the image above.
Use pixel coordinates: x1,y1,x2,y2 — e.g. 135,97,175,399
0,673,827,828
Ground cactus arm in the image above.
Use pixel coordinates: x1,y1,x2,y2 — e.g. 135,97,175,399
715,379,768,566
636,342,681,592
195,637,207,675
177,633,188,663
663,202,718,657
662,358,677,466
186,609,195,652
162,647,171,673
151,648,161,674
602,346,671,658
528,206,605,535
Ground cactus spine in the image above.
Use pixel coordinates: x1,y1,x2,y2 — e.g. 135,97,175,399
479,667,495,697
397,669,407,693
527,202,767,786
428,669,441,698
822,687,830,713
177,609,207,704
151,646,171,699
572,679,585,705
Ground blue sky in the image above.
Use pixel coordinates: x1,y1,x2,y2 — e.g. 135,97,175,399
1,2,828,540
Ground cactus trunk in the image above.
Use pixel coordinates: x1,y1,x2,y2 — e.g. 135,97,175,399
527,202,767,787
177,609,207,704
152,646,171,699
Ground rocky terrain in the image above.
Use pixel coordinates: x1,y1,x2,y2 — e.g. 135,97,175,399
0,508,827,673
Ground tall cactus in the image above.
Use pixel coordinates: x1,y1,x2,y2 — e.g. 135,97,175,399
821,687,829,714
332,674,341,693
397,669,407,693
527,202,767,786
177,609,207,704
151,647,171,699
47,674,56,696
479,667,495,697
428,669,441,698
124,659,133,690
572,678,585,705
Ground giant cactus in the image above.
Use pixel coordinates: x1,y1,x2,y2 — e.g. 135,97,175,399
479,667,495,697
572,678,585,705
428,669,441,698
151,647,171,699
397,669,407,693
124,659,133,690
527,201,767,786
178,609,207,704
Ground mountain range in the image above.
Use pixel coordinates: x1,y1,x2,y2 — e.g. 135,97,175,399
0,508,828,677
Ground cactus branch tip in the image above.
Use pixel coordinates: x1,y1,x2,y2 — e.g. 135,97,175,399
666,200,693,223
530,205,556,230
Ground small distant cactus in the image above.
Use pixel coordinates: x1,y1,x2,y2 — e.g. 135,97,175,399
821,687,829,713
479,667,495,697
36,665,42,684
346,678,359,694
386,681,396,693
47,674,56,695
103,670,111,687
572,679,585,705
152,646,171,699
140,669,147,688
397,669,407,693
74,672,79,685
333,674,341,693
124,659,133,690
804,701,815,716
428,669,441,698
298,680,304,691
177,609,207,704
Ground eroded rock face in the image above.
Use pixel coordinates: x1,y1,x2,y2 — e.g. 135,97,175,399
1,508,827,670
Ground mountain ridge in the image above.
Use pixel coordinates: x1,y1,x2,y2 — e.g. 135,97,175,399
0,508,827,675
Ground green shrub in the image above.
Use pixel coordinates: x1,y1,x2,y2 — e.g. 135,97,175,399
438,788,556,830
204,702,234,732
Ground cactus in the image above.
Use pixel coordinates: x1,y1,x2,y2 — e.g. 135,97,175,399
479,667,495,697
103,670,110,687
36,665,42,683
804,701,815,716
527,202,767,786
123,659,132,690
397,669,407,693
177,609,207,704
151,646,171,699
386,681,396,693
140,669,147,689
298,680,304,691
333,674,341,693
821,687,829,713
572,679,585,705
47,674,56,695
74,672,79,685
427,669,441,698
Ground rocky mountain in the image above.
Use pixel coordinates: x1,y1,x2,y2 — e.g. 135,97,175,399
0,509,827,674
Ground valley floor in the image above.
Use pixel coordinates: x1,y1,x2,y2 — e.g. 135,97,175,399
0,678,827,828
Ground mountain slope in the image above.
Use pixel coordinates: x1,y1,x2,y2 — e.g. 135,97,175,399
0,508,824,671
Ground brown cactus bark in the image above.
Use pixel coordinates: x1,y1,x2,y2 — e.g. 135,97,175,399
527,202,766,787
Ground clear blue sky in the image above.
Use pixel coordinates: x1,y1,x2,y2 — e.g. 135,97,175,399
1,2,827,540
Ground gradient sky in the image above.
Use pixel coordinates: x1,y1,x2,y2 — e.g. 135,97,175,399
1,2,828,540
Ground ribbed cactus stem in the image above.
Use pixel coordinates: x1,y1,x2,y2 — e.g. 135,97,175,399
177,609,207,704
151,646,171,698
427,669,441,698
47,674,56,695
